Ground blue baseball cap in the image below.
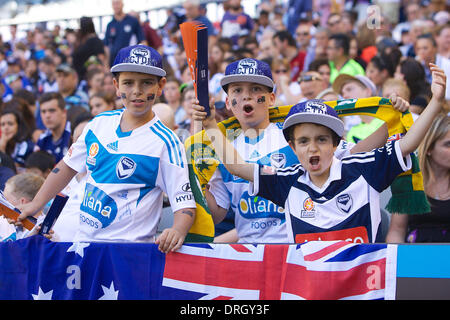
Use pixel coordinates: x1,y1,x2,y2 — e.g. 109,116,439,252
110,45,166,77
282,99,344,141
220,58,274,92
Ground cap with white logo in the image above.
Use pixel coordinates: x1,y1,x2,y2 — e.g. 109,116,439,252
110,45,166,77
220,58,274,92
282,99,344,141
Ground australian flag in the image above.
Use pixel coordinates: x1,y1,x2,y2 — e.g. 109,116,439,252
0,236,397,300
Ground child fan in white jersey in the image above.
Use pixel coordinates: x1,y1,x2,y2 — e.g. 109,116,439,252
17,45,196,252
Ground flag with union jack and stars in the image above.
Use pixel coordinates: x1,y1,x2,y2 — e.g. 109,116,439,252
0,236,397,300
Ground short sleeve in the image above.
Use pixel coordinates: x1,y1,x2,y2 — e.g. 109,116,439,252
63,123,89,173
208,167,231,210
159,139,196,212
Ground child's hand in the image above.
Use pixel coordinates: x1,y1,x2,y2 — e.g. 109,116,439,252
192,98,217,129
389,93,410,112
430,63,447,102
155,228,186,253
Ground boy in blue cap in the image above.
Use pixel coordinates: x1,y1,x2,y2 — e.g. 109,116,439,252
17,45,196,252
202,58,300,243
193,63,446,243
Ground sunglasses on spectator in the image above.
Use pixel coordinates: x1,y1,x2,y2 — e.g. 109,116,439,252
296,32,309,36
275,69,288,74
298,75,323,83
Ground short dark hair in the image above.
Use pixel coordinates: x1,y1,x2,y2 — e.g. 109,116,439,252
329,33,350,56
417,33,437,47
274,30,297,47
25,150,55,173
39,92,66,110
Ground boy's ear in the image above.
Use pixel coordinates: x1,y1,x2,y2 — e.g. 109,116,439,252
156,77,167,97
113,77,120,98
225,96,232,111
288,139,295,151
268,91,276,106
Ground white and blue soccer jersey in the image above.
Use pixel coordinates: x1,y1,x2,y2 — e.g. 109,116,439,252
209,123,299,243
249,140,412,243
63,109,196,242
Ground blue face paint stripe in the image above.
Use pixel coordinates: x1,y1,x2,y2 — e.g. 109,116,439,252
154,121,183,168
155,120,185,168
149,126,175,165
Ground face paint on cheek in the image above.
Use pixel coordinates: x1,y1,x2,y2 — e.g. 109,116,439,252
257,96,266,104
147,94,155,101
121,93,127,99
231,99,237,107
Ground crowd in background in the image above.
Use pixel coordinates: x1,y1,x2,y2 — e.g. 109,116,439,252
0,0,449,243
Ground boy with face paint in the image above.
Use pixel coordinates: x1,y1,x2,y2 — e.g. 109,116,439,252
195,63,447,244
16,45,196,252
196,58,412,243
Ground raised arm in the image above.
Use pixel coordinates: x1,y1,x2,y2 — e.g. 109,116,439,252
399,63,447,157
192,100,255,182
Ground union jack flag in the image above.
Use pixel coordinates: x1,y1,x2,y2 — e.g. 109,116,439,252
0,237,397,300
162,241,397,300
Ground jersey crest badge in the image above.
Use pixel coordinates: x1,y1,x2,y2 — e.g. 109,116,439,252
116,156,137,179
336,194,353,213
270,153,286,168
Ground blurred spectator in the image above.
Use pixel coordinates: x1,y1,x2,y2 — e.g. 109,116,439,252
327,33,365,84
255,10,274,42
162,77,184,125
436,23,450,59
415,33,450,100
3,172,44,218
327,13,343,33
271,57,302,106
72,16,106,82
182,0,217,37
0,152,16,191
394,57,432,111
35,92,71,163
104,0,144,67
24,150,55,178
285,0,312,36
355,23,377,66
295,19,315,71
24,58,40,96
86,67,105,97
0,107,34,168
102,72,117,97
308,58,331,86
89,91,116,117
392,3,423,43
221,0,254,48
257,36,278,61
366,55,394,96
38,56,58,94
273,30,306,82
209,43,226,78
55,63,90,123
176,82,196,142
312,26,329,61
298,70,328,101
